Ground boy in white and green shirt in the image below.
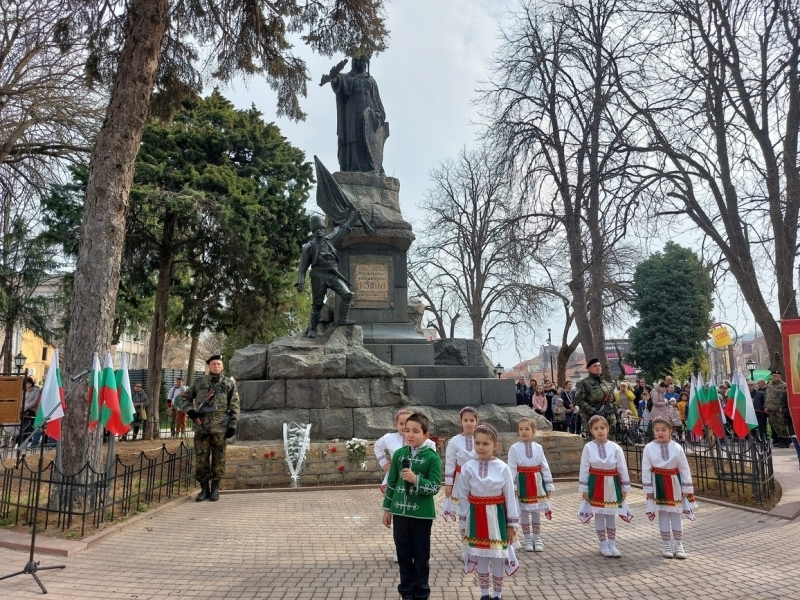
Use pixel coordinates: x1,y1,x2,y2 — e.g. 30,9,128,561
382,413,442,600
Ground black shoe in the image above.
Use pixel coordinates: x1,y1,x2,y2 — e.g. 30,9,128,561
480,595,492,600
209,480,220,502
195,482,209,502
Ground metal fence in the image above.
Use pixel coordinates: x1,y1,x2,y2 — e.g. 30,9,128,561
617,423,775,507
0,442,194,537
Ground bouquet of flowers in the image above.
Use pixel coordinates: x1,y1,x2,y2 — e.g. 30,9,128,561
283,422,311,486
345,437,368,469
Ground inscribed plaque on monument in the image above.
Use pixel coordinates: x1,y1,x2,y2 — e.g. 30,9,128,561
0,376,23,425
350,256,393,309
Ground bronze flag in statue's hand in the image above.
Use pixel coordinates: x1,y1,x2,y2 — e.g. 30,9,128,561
314,156,375,234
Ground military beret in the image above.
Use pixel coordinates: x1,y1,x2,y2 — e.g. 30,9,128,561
586,358,600,368
206,354,222,364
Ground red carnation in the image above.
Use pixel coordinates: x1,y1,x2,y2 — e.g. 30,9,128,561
330,447,337,453
338,465,345,472
264,452,269,458
270,451,276,457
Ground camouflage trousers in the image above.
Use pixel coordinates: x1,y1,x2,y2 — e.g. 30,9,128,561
768,410,790,440
581,409,618,442
194,430,228,483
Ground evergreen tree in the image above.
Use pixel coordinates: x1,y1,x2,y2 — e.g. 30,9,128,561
628,243,714,381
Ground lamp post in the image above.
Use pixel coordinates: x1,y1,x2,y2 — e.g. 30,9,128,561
746,358,756,381
14,352,26,374
547,328,555,383
494,363,504,378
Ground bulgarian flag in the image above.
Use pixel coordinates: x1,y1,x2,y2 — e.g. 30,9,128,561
34,348,64,440
725,372,758,438
115,353,136,432
98,351,125,435
87,352,102,430
703,374,726,438
686,374,703,436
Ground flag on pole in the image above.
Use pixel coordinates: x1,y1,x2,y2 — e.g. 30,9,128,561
686,374,703,436
98,351,125,435
698,373,726,438
115,353,135,431
704,374,727,438
725,372,758,438
34,348,64,440
87,352,102,430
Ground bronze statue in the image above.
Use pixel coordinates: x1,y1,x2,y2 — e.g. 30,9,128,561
321,55,389,175
296,212,361,338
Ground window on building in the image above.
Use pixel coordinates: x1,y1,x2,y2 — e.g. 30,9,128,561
42,347,48,361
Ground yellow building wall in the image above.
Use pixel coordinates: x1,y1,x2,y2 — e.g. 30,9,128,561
20,330,53,383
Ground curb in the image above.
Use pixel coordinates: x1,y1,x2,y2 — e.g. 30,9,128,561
0,492,195,557
626,482,785,519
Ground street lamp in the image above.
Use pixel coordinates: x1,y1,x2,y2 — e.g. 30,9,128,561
746,358,756,381
14,352,26,374
547,328,555,383
494,363,504,378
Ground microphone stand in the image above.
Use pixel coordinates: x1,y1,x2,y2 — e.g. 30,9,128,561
0,374,86,594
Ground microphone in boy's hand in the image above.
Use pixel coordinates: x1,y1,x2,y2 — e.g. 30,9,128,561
401,457,411,493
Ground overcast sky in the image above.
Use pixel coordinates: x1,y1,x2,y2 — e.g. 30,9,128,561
222,0,767,370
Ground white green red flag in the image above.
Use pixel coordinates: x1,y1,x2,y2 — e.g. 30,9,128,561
724,372,758,438
87,352,101,430
34,348,64,440
686,374,703,436
98,351,125,435
115,353,135,432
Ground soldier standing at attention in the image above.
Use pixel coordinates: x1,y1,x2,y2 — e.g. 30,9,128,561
765,370,789,448
184,355,240,502
575,358,617,440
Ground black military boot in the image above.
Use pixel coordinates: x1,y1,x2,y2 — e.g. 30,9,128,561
208,480,220,502
307,312,320,338
337,300,355,326
195,481,209,502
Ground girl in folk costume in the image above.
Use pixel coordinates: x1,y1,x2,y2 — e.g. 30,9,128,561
578,415,633,558
375,409,437,494
443,407,479,521
643,417,697,559
456,424,519,600
374,409,437,562
507,417,554,553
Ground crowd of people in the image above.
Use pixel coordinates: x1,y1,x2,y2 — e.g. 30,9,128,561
514,369,793,447
379,400,698,600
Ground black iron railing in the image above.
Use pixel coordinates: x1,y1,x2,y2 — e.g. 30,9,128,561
0,442,194,537
617,423,775,507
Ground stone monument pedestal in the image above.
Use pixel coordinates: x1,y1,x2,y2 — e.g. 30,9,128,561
332,171,414,329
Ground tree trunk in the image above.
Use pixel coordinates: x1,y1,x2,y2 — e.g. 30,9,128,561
145,211,177,440
61,0,168,474
187,331,199,385
1,326,12,373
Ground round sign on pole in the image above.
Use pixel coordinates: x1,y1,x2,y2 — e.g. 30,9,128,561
711,323,733,348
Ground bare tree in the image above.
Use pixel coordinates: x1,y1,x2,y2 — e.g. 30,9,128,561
482,0,644,377
408,146,547,349
614,0,799,371
0,1,99,195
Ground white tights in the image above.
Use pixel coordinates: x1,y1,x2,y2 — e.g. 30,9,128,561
476,556,504,598
658,511,683,541
520,511,541,541
594,513,616,542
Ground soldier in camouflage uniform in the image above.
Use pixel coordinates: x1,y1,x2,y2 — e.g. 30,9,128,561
575,358,617,441
765,370,789,447
184,355,240,501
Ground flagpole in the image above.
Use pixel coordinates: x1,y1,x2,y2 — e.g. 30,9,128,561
79,399,93,484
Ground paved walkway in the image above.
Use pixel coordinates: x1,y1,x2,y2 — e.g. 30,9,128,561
770,446,800,518
0,482,797,600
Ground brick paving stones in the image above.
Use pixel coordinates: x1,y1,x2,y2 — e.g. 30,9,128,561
0,484,796,600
